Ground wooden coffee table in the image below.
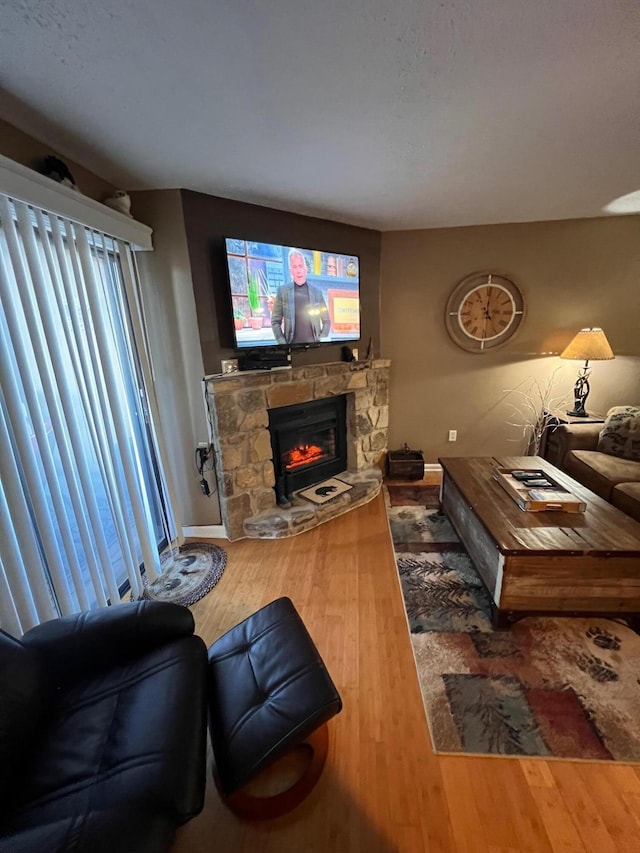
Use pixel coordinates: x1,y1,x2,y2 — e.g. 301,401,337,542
439,456,640,628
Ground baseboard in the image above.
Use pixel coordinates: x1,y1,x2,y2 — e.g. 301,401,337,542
424,463,442,473
183,524,228,540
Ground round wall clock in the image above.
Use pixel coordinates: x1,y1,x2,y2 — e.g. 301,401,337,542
445,272,526,353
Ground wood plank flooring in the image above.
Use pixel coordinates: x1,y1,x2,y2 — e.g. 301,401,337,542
172,489,640,853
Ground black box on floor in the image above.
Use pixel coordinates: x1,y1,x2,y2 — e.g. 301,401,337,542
387,444,425,480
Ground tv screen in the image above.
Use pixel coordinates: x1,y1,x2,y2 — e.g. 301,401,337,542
224,238,361,349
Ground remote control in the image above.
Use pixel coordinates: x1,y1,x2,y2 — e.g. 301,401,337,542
512,470,545,481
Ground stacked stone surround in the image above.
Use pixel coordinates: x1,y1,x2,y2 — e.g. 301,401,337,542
205,359,391,540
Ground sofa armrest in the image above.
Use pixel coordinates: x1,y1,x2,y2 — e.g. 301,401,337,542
21,601,195,687
545,422,602,468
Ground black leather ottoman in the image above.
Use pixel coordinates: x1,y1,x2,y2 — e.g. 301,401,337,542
207,596,342,818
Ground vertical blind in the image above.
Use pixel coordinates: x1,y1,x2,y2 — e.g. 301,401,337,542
0,194,174,635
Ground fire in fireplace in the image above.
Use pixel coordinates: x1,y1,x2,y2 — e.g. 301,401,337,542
285,443,326,470
268,395,347,505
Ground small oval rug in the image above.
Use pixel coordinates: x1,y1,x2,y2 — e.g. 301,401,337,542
137,542,227,607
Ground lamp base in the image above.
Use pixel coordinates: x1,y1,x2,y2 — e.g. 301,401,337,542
567,362,591,420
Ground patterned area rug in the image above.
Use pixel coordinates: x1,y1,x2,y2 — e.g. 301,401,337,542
386,489,640,761
138,542,227,607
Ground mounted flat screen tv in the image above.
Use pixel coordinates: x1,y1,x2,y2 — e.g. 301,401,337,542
224,238,361,349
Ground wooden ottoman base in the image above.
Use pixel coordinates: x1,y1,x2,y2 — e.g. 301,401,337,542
222,724,329,820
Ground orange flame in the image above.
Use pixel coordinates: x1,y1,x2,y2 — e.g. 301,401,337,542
284,444,326,470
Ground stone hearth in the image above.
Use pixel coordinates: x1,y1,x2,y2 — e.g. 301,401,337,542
205,360,390,539
244,467,383,539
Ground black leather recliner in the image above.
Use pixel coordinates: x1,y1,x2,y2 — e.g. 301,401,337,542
0,601,208,853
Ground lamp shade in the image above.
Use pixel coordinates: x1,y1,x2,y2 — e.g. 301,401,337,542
560,327,614,361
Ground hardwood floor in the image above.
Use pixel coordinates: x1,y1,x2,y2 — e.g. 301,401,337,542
172,490,640,853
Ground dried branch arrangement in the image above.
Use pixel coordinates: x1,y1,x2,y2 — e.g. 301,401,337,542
503,367,571,456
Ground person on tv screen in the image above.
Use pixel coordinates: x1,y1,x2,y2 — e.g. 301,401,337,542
271,249,330,345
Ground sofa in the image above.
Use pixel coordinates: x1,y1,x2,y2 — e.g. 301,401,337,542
545,405,640,522
0,601,208,853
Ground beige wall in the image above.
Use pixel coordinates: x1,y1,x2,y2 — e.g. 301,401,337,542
0,117,116,201
381,216,640,462
132,190,222,527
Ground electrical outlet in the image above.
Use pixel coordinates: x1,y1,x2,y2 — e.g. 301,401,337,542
197,442,208,449
221,358,239,374
448,429,457,442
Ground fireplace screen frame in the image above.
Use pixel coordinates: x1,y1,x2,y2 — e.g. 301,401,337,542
268,395,347,504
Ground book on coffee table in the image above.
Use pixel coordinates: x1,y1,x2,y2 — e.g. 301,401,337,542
492,467,587,512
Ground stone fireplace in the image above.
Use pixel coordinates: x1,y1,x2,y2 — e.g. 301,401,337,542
205,359,390,539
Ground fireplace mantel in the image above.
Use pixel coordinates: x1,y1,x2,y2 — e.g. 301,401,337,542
205,360,390,539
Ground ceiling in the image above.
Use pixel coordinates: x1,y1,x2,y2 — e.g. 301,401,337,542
1,0,639,230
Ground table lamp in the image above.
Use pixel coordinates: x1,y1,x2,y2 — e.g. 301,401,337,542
560,327,614,417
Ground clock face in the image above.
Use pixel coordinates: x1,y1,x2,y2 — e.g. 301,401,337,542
445,272,525,352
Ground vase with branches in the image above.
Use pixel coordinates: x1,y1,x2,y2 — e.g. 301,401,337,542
503,367,571,456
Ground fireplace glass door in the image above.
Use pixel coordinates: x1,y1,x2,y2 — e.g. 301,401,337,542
268,395,347,504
